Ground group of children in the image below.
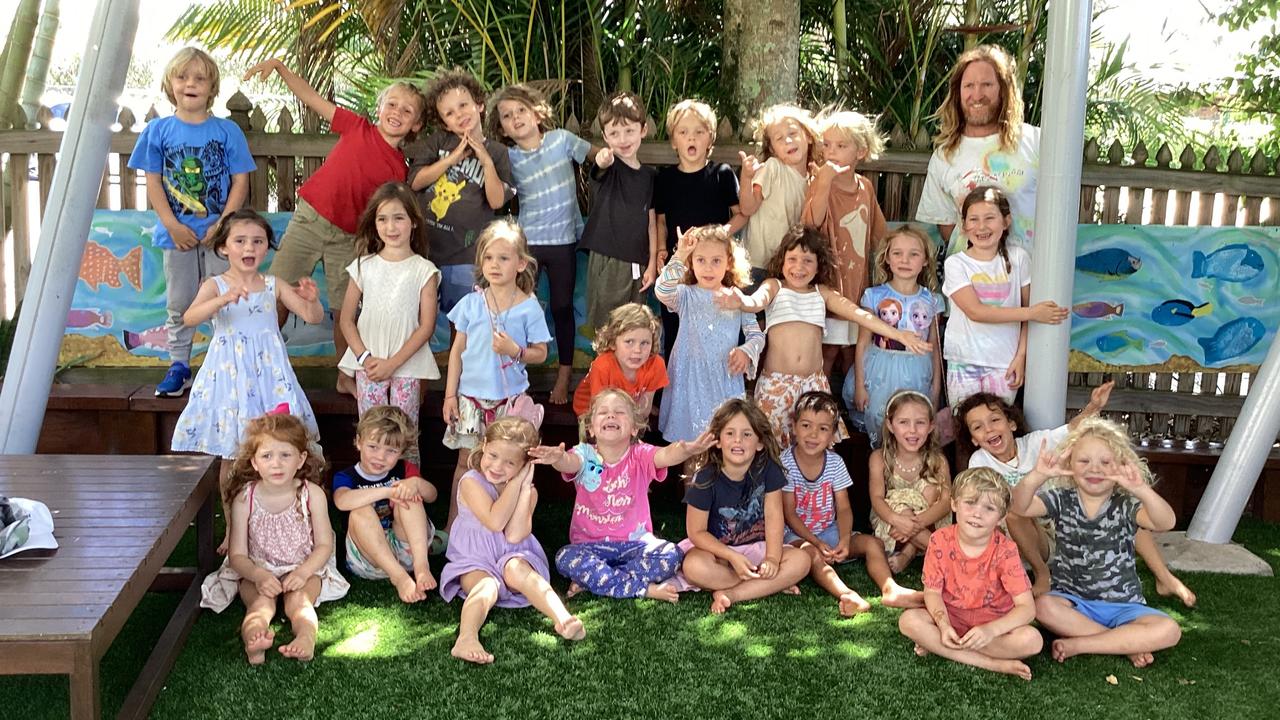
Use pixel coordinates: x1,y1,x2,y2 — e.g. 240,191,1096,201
135,48,1195,676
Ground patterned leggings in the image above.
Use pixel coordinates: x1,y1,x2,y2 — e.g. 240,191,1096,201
554,539,684,598
355,372,422,460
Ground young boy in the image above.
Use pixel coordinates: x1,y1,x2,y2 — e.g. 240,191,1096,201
407,69,515,314
898,467,1043,680
129,47,254,397
332,406,439,603
580,91,658,334
653,99,744,354
241,58,427,394
571,303,669,417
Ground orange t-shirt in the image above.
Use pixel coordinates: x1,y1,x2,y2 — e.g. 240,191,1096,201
572,351,670,416
922,525,1029,613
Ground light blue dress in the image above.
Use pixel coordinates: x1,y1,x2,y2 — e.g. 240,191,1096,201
172,275,319,458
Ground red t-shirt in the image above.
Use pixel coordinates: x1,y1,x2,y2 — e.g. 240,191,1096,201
572,352,669,416
297,107,409,233
922,525,1029,614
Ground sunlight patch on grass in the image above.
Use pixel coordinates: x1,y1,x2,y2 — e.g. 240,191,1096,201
786,645,821,659
326,620,382,657
745,643,773,658
529,631,560,649
835,640,878,660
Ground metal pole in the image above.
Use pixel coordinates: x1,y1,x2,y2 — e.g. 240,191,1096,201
0,0,140,453
1024,0,1092,430
1188,335,1280,544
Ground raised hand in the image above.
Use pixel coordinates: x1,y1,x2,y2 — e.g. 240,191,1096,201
673,430,718,458
294,277,320,303
242,58,285,82
1112,461,1147,492
1032,439,1072,479
1090,379,1116,410
528,443,568,465
712,287,747,310
738,151,760,182
465,134,492,166
809,160,851,183
596,147,615,169
674,226,697,262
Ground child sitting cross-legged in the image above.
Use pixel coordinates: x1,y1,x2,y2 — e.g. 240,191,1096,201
898,467,1043,680
332,406,439,603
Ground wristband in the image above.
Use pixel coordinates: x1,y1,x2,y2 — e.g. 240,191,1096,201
517,345,526,363
356,350,371,366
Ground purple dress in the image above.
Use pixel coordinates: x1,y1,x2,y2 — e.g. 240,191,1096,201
439,470,551,608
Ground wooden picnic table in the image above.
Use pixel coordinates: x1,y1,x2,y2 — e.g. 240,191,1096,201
0,454,217,720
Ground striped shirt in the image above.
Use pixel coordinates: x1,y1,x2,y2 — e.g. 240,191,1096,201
507,129,591,246
781,447,853,534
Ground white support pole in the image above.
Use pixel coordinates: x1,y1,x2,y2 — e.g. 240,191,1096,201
1024,0,1092,430
1188,335,1280,544
0,0,140,453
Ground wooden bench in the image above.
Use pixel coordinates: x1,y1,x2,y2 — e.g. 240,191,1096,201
0,455,217,720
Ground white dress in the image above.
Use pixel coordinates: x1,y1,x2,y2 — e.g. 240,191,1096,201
337,254,441,379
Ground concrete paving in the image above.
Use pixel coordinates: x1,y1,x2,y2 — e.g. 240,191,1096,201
1157,531,1274,576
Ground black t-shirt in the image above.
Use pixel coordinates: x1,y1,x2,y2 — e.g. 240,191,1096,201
683,459,786,545
579,161,657,264
654,162,739,251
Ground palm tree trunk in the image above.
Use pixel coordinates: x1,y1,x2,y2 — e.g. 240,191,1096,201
21,0,58,125
723,0,800,134
0,0,42,128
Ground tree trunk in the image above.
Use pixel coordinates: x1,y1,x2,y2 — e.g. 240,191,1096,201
0,0,42,128
723,0,799,136
21,0,58,125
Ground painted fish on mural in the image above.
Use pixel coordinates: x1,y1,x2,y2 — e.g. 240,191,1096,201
66,308,113,329
1151,299,1212,327
1198,317,1267,365
1072,301,1124,319
79,241,142,291
1096,330,1144,354
122,324,167,352
1076,248,1141,278
1191,243,1264,282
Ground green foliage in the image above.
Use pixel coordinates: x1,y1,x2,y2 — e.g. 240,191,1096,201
1217,0,1280,155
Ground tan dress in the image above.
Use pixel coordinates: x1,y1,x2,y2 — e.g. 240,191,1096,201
871,469,950,554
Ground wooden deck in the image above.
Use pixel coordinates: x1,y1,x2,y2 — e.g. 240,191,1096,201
0,455,217,720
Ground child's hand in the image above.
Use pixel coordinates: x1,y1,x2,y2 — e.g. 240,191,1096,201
959,624,997,650
712,287,746,310
657,248,669,265
295,277,320,303
1032,439,1072,480
809,160,851,184
464,134,492,167
255,573,283,598
897,330,932,355
1005,354,1026,389
220,282,250,307
726,347,750,375
242,58,285,82
1029,300,1069,324
517,460,537,489
672,430,718,459
443,396,460,426
640,262,657,293
828,538,850,563
674,226,697,261
491,329,520,359
1090,379,1115,410
738,151,760,183
756,558,779,580
390,480,422,503
168,222,200,250
889,513,916,539
1113,462,1147,492
938,622,964,650
595,147,615,169
728,552,760,580
364,356,397,382
853,385,870,412
528,443,568,466
446,136,470,165
281,569,308,593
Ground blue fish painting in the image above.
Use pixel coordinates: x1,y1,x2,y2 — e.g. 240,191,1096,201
1191,243,1264,282
1096,331,1144,354
1076,249,1141,278
1198,317,1267,365
1151,300,1212,327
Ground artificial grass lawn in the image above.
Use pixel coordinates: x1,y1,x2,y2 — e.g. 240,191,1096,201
7,507,1280,719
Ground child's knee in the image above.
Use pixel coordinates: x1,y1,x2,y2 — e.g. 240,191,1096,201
1034,594,1071,622
501,556,535,586
1010,625,1044,656
680,549,716,577
779,546,811,580
898,607,931,636
1145,616,1182,648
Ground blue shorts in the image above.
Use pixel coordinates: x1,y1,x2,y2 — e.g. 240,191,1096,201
784,523,845,551
437,263,476,315
1049,591,1169,628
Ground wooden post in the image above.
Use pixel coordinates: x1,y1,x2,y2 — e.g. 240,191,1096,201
248,104,268,212
117,107,137,210
9,151,29,300
275,107,296,212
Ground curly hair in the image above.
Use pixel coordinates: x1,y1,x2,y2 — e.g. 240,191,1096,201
353,182,429,265
466,416,541,473
488,84,556,143
955,392,1028,457
473,219,539,293
961,186,1013,273
224,414,325,512
162,48,220,111
579,388,647,444
679,224,753,289
355,405,418,459
1053,416,1154,490
204,208,276,256
421,68,486,131
879,390,949,492
952,467,1011,515
764,226,834,288
933,44,1024,160
689,398,781,486
753,104,822,166
817,109,885,161
874,224,938,290
593,303,660,354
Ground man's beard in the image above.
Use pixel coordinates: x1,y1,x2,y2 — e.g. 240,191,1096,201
963,101,999,128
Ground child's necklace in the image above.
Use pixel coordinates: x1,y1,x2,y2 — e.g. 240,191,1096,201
894,456,922,476
485,284,518,331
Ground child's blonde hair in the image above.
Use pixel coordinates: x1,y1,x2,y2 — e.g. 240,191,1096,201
874,225,937,289
598,91,646,128
952,467,1010,515
665,99,717,137
355,405,418,459
225,414,325,512
689,398,780,485
580,388,647,444
817,109,885,161
467,416,540,473
375,80,428,143
753,104,822,166
473,219,538,293
680,224,752,289
1054,416,1154,489
162,48,220,111
488,84,556,142
593,303,660,354
880,390,949,491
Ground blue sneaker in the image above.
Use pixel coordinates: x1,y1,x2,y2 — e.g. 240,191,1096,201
155,362,192,397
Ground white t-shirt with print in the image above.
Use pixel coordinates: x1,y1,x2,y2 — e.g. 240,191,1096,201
942,245,1030,368
968,425,1070,486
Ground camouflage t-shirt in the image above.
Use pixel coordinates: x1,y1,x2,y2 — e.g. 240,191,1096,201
1040,487,1145,604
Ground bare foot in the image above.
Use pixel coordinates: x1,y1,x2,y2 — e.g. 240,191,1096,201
710,590,733,615
451,636,494,664
838,592,871,617
913,643,930,658
565,581,584,599
414,565,437,594
336,373,356,396
1156,577,1197,608
217,534,229,556
1129,651,1155,668
1051,638,1079,663
393,574,426,603
645,582,679,603
994,659,1033,681
243,627,274,665
887,551,911,574
782,585,801,596
278,633,315,661
554,615,585,641
1031,573,1051,598
880,582,925,609
549,379,570,405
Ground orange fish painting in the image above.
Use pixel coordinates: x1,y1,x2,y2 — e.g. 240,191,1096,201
79,241,142,291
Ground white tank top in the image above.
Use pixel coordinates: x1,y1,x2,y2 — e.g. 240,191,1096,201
765,286,826,332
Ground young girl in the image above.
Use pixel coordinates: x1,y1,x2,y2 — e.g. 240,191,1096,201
782,391,925,616
738,104,822,274
530,389,715,602
656,225,764,443
673,398,811,614
443,220,551,529
439,417,583,664
869,391,953,573
847,225,944,447
199,414,349,664
943,186,1068,408
732,228,931,446
337,182,440,451
572,303,669,417
1011,417,1183,668
491,83,600,404
802,110,888,376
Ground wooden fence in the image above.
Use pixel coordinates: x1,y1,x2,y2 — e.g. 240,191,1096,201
2,92,1279,444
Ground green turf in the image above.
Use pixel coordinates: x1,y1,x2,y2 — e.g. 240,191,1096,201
8,509,1280,719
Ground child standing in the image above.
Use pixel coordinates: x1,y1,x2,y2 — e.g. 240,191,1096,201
782,392,925,616
803,110,888,376
581,91,659,334
200,414,349,664
898,467,1042,680
407,69,514,314
1011,417,1183,668
943,186,1067,408
531,390,715,602
242,58,426,393
440,417,584,664
572,303,668,417
337,183,440,444
332,406,438,604
869,391,953,572
128,47,254,398
655,225,764,443
491,84,598,404
738,104,821,275
847,226,943,447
